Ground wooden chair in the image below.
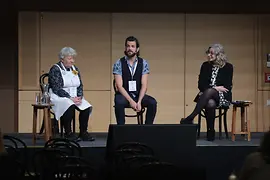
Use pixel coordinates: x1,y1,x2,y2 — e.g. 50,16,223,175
197,106,229,139
39,73,76,136
113,79,145,124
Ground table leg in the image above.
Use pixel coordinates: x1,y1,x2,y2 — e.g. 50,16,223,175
32,107,37,145
43,108,51,142
231,106,237,141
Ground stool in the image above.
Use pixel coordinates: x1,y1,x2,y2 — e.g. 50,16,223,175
32,103,54,144
125,106,146,124
113,105,146,124
231,101,252,141
197,106,229,139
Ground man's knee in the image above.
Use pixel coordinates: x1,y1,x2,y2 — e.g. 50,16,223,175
114,94,128,106
148,96,157,106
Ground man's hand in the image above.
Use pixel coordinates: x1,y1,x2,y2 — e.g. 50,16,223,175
129,100,137,111
136,101,142,112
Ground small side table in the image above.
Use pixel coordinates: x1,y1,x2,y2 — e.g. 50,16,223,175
231,101,252,141
32,103,54,145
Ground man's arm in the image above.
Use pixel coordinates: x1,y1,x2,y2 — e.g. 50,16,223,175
113,60,134,103
114,75,134,103
137,59,150,103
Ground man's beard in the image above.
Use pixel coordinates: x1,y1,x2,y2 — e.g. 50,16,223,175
124,50,136,58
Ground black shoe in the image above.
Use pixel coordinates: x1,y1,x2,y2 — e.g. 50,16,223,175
64,132,78,141
207,130,215,141
180,118,193,124
78,132,95,141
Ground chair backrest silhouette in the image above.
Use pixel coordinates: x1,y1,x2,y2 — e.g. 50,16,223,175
44,138,82,157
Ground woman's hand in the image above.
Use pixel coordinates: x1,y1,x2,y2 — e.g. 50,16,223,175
214,86,229,93
70,97,82,105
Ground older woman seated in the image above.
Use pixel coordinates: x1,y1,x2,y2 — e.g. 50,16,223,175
48,47,94,141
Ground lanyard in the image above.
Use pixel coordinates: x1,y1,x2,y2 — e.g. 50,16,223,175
128,61,138,80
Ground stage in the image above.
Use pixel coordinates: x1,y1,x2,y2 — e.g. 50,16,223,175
3,132,262,180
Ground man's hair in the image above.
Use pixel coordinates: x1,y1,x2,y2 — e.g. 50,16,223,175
125,36,140,48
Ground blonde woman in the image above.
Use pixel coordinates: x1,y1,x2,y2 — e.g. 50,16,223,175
180,44,233,141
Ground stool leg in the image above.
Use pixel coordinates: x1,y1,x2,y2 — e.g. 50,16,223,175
140,112,143,124
223,110,229,139
240,107,245,135
241,106,248,140
219,108,222,139
246,106,251,141
32,107,37,145
60,119,64,137
72,111,76,133
231,106,237,141
137,112,140,124
47,108,52,136
43,108,50,142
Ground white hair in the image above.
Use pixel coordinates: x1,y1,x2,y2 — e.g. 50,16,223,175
58,47,77,60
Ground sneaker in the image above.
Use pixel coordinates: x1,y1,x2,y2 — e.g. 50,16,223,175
78,132,95,141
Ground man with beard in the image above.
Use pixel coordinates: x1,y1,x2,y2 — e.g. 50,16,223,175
112,36,157,125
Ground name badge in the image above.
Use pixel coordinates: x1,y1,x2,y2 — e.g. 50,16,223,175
128,81,137,92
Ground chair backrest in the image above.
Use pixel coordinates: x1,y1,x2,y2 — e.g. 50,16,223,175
44,138,82,157
39,73,49,93
56,156,98,180
115,142,154,156
32,148,68,178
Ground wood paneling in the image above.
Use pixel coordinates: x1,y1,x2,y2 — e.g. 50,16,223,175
185,14,256,132
74,91,111,132
111,13,185,124
18,12,40,90
0,89,16,133
17,12,270,133
40,12,111,91
257,91,270,132
258,15,270,90
18,91,43,133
